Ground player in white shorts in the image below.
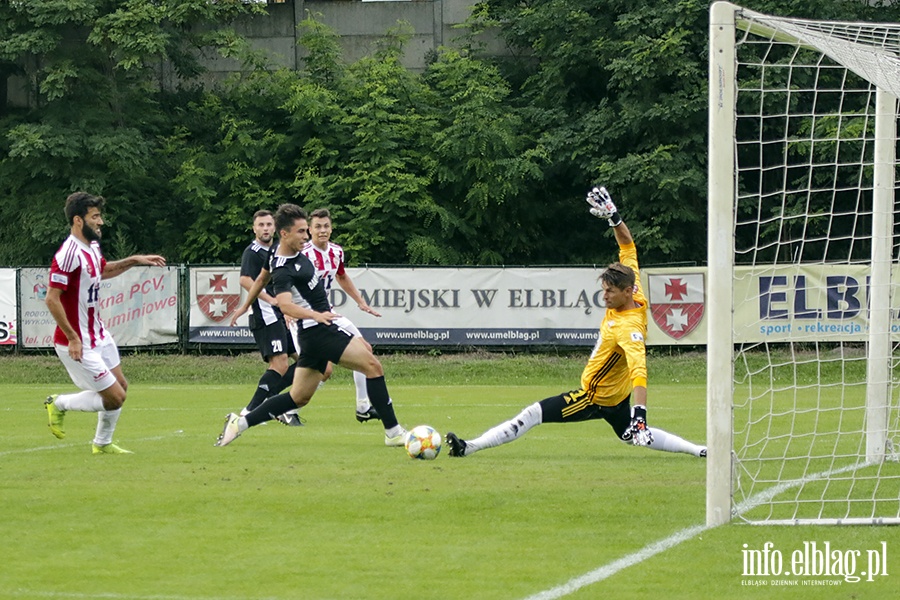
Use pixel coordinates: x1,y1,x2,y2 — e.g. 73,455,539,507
303,208,383,423
44,192,166,454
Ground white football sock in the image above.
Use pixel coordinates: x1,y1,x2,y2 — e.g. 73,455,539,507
353,371,371,411
385,424,404,438
646,428,705,456
55,390,104,412
93,408,122,446
465,402,543,455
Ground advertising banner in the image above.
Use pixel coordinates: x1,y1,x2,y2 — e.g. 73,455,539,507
57,261,899,348
0,269,17,345
187,265,712,347
733,264,892,343
188,267,252,344
19,266,179,348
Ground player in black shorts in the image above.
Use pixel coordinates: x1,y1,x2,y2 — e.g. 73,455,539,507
219,204,408,448
238,210,301,426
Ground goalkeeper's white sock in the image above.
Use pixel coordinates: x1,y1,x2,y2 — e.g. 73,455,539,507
465,402,542,455
55,390,105,412
646,428,705,456
93,408,122,446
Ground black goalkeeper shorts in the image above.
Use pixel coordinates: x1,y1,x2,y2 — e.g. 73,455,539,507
539,390,633,440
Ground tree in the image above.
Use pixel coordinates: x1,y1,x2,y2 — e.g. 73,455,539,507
0,0,262,265
471,0,900,265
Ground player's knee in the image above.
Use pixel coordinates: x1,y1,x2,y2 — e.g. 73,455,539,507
103,389,127,410
522,402,543,425
269,354,289,375
289,387,313,408
366,356,384,378
354,352,383,378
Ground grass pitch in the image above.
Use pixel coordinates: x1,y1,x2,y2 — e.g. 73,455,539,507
1,352,898,599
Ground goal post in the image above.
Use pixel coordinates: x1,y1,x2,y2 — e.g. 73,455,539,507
707,2,900,526
707,1,737,527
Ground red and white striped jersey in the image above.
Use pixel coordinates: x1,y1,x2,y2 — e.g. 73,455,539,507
302,241,346,294
48,235,109,348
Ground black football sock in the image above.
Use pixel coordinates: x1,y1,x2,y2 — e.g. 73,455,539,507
246,393,297,427
276,363,297,393
365,376,399,429
245,369,285,413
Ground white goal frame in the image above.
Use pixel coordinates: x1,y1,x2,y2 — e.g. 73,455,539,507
707,1,900,526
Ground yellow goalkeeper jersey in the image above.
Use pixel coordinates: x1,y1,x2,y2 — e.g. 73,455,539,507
580,242,648,406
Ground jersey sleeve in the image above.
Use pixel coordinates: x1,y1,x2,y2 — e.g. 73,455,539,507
618,242,647,309
48,256,71,290
617,318,648,389
270,266,293,297
240,247,263,278
336,246,347,276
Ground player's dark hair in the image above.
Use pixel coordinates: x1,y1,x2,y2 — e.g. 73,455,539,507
64,192,104,225
600,262,635,291
252,209,273,222
274,203,308,233
310,208,332,222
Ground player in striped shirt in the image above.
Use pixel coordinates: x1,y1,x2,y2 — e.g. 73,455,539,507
303,208,382,423
445,187,706,459
44,192,166,454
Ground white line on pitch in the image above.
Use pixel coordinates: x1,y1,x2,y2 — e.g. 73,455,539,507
521,460,873,599
520,523,709,600
0,433,184,457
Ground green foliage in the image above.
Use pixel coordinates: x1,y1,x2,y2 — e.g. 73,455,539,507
0,0,263,265
5,1,900,267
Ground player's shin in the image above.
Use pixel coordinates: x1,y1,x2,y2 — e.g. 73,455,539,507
94,408,121,446
277,363,297,392
55,390,105,412
245,392,297,427
646,427,705,456
245,368,284,413
466,402,542,454
365,376,399,429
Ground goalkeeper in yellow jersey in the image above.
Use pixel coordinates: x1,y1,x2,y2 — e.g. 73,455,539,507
445,186,706,459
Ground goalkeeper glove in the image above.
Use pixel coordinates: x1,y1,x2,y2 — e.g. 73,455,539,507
628,405,653,447
585,186,623,227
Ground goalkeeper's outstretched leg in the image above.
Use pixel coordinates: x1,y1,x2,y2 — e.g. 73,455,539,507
446,184,707,462
644,428,706,457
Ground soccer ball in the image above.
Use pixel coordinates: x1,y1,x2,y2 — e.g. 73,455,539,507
405,425,442,460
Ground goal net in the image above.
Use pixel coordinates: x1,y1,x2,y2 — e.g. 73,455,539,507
707,2,900,525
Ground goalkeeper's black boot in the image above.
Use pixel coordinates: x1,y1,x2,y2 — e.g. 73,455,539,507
445,432,467,457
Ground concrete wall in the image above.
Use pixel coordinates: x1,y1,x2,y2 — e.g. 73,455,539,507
5,0,505,107
209,0,504,74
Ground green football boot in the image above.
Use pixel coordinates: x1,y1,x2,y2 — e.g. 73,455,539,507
45,395,66,439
